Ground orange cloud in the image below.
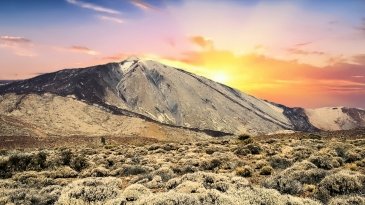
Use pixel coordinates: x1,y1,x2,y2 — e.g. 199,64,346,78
287,48,325,56
352,54,365,65
286,41,326,57
102,53,135,61
155,37,365,108
190,36,214,50
294,42,313,47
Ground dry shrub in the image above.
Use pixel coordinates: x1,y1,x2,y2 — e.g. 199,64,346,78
147,144,161,151
260,166,273,175
69,154,88,172
292,146,314,161
234,146,250,156
5,151,47,172
328,195,365,205
7,189,56,205
83,166,110,177
355,159,365,167
255,160,269,169
120,165,150,176
235,166,253,177
0,156,11,178
246,144,262,155
136,172,320,205
44,166,78,178
269,155,293,169
205,148,216,155
152,167,175,182
308,154,342,170
138,190,236,205
238,134,251,141
200,158,222,171
316,170,365,202
121,184,152,202
162,143,178,151
59,149,72,166
238,134,253,145
343,150,361,163
166,172,249,192
332,142,360,163
172,164,197,175
174,181,205,193
263,161,327,195
57,149,88,172
56,177,122,205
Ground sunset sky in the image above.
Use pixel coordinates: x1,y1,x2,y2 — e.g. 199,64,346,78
1,0,365,108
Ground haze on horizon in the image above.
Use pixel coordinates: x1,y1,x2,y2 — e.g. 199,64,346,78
0,0,364,108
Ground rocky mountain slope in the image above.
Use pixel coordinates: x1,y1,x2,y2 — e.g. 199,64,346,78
0,57,364,135
0,93,214,141
305,107,365,131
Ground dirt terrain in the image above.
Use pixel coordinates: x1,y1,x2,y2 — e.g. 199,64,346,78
0,130,364,205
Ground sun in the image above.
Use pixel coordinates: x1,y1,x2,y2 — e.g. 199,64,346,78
210,72,230,84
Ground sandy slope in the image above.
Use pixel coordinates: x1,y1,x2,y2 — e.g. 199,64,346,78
0,93,211,141
305,107,365,130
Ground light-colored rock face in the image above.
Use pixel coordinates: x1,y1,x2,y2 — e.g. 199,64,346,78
0,93,210,141
305,107,365,131
107,59,293,135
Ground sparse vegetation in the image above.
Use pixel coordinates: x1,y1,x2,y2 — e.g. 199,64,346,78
238,134,251,141
0,132,364,204
260,165,273,175
236,166,253,177
100,136,106,146
316,171,365,202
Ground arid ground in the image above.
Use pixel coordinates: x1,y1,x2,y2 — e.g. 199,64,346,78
0,130,364,205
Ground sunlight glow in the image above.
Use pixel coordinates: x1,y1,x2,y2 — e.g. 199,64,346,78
210,72,230,84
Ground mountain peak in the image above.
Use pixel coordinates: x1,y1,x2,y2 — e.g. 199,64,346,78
124,56,141,62
119,56,152,73
1,58,364,135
